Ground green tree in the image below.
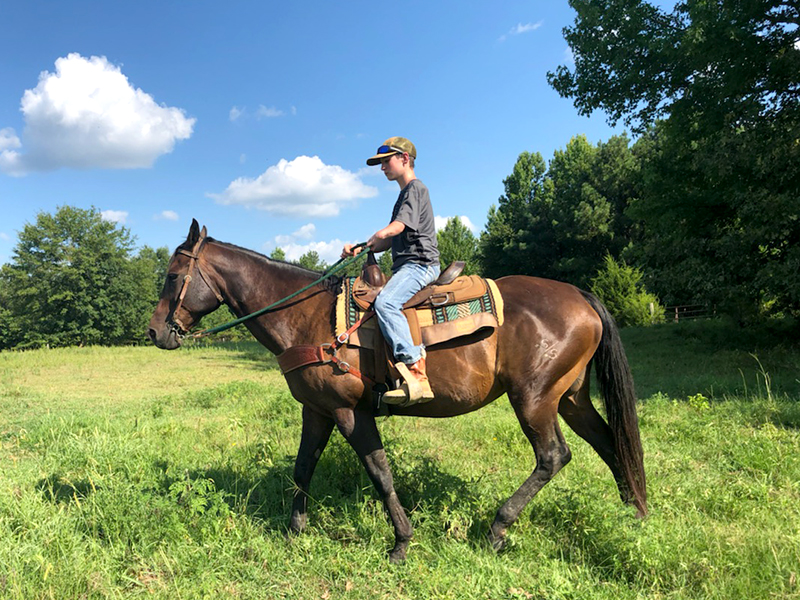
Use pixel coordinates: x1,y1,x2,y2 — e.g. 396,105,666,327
548,0,799,136
378,250,393,277
129,245,171,339
0,282,14,349
479,137,639,287
437,217,479,275
296,250,328,272
135,245,170,298
192,305,251,342
549,0,800,316
479,151,551,278
0,206,156,349
550,142,606,284
270,247,286,261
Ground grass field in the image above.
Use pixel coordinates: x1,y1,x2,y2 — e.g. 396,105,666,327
1,320,799,599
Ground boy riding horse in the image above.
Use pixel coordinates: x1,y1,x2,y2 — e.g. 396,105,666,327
341,137,440,405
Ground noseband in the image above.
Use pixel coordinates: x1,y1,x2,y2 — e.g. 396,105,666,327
168,233,224,336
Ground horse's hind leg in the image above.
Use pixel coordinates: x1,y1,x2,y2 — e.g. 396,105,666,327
558,368,635,507
489,386,572,551
289,405,336,534
333,406,413,563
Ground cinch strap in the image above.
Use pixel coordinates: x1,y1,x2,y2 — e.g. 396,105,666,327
277,310,376,384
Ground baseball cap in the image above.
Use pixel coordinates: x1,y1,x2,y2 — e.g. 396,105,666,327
366,137,417,166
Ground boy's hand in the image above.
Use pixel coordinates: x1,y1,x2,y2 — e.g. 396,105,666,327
341,243,365,258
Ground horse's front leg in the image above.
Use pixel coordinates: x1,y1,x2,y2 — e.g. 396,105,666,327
333,406,413,563
289,405,335,534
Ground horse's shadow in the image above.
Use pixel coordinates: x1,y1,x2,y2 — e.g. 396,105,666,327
186,438,489,536
35,439,634,574
37,473,96,504
140,434,494,549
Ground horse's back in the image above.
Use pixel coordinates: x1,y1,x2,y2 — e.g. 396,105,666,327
493,275,602,386
495,275,600,329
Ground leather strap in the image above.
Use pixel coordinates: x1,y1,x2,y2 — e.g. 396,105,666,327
277,345,328,372
171,234,224,333
277,310,376,384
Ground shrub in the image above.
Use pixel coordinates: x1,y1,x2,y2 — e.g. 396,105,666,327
590,254,665,327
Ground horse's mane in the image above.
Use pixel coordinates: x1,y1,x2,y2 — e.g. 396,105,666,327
206,237,343,294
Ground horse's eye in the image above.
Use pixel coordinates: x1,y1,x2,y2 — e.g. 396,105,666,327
168,273,179,281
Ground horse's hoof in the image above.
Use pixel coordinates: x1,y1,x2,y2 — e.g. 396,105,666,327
288,513,307,536
388,546,408,564
487,528,507,553
489,537,507,553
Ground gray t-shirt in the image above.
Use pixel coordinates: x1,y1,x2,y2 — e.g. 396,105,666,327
390,179,440,272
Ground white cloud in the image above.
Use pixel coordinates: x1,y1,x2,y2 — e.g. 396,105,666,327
0,232,10,241
275,223,317,246
0,53,195,176
229,106,244,121
435,215,477,233
209,155,379,217
268,223,350,264
0,128,21,151
155,210,179,221
564,46,575,66
101,210,128,224
277,238,350,264
499,21,543,42
228,104,293,122
256,105,285,119
293,223,316,239
0,128,22,174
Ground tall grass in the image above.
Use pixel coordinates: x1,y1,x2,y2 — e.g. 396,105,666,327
1,324,798,599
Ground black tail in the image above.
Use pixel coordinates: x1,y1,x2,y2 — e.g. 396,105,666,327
580,291,647,515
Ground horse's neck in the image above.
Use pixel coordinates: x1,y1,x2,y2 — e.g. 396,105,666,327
209,243,334,354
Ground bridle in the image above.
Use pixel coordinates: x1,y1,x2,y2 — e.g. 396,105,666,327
168,231,224,337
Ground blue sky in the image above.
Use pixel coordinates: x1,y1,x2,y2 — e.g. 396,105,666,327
0,1,627,266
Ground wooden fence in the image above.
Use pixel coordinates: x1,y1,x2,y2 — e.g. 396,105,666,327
663,304,711,322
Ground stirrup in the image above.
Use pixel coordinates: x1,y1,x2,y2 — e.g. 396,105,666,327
382,362,434,407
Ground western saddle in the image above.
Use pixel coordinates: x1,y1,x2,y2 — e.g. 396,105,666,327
277,253,503,413
352,252,467,309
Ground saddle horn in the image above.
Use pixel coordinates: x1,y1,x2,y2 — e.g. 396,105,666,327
362,251,387,287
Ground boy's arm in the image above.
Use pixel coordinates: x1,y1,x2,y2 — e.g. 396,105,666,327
341,221,406,257
367,220,405,252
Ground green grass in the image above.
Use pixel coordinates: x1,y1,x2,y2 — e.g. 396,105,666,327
0,323,799,599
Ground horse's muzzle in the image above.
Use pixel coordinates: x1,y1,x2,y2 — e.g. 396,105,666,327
148,325,182,350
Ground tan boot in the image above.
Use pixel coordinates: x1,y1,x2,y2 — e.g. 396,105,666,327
383,353,434,407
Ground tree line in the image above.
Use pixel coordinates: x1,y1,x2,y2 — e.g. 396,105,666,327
0,206,170,349
482,0,799,322
1,0,796,349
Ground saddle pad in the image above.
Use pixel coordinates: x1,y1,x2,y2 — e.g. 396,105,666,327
335,276,504,349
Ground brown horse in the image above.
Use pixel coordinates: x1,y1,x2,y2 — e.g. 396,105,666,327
148,220,647,562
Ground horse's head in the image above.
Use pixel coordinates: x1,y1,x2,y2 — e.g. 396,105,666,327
148,219,224,349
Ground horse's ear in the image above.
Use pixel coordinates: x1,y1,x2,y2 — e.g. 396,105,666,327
187,219,201,244
200,226,208,240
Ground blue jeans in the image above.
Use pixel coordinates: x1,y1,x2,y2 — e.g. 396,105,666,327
374,262,440,365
